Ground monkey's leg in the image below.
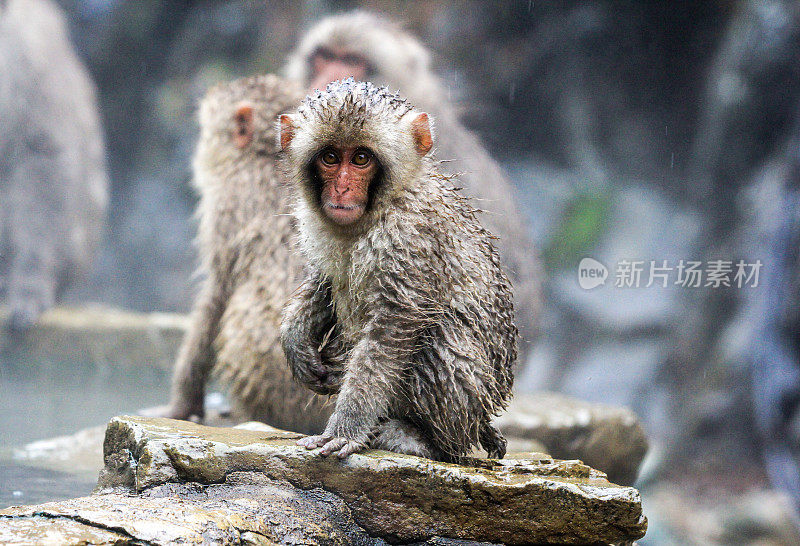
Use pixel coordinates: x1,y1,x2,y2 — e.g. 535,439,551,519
5,159,60,334
372,419,435,459
5,242,57,334
167,274,227,421
480,422,507,459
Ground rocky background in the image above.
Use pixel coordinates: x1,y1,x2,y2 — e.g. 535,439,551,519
3,0,800,544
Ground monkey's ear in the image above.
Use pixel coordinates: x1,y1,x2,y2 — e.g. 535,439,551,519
279,114,296,151
233,103,254,149
411,113,433,156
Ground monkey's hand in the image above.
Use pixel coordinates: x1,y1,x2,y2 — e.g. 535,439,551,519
286,348,339,395
297,434,367,458
282,272,344,395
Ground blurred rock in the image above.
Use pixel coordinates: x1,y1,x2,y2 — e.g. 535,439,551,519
558,340,667,427
642,484,800,546
93,415,647,544
11,426,105,480
0,305,187,370
717,490,800,545
550,186,700,334
496,392,648,485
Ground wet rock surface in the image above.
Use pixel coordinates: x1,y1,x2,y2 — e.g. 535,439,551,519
1,474,386,545
85,416,646,544
496,392,649,485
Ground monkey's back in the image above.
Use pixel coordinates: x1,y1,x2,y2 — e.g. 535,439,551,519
192,75,332,432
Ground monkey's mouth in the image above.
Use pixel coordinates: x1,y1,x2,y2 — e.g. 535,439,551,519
323,202,365,225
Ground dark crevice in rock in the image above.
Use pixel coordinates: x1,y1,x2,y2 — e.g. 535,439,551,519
9,512,150,545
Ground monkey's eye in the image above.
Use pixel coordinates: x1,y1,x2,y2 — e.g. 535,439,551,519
351,149,372,167
319,149,340,166
314,47,336,62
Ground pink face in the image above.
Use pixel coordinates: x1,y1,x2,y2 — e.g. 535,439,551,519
313,145,378,225
278,112,432,229
309,47,371,91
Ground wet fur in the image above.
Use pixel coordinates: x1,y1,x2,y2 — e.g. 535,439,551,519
281,80,517,462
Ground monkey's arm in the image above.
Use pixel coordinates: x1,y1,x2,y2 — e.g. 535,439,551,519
167,272,228,420
281,271,343,395
298,313,417,458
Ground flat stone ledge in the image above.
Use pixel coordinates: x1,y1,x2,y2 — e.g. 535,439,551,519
95,415,647,545
496,393,649,485
0,305,187,370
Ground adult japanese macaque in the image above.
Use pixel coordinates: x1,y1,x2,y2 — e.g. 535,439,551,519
284,12,540,358
166,75,342,432
0,0,107,332
279,79,517,461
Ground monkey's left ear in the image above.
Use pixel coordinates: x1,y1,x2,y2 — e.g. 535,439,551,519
233,103,254,149
279,114,296,151
411,113,433,156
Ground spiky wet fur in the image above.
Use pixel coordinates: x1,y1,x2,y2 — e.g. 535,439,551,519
281,79,517,462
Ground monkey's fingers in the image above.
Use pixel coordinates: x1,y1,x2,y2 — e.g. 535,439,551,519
334,440,365,459
318,437,349,455
298,435,330,449
315,437,366,458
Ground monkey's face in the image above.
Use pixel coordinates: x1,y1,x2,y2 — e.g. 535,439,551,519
279,79,435,232
308,46,372,92
312,145,378,225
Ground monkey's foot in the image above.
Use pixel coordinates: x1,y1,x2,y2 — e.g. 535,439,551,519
298,435,366,458
161,398,205,423
480,424,508,459
6,299,45,336
145,404,204,423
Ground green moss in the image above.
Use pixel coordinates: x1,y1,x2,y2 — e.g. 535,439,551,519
544,191,611,270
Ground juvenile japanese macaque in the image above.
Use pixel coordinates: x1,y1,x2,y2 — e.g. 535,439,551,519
0,0,107,332
279,79,517,461
284,12,540,357
166,75,340,432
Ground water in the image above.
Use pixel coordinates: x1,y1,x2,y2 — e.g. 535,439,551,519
0,351,169,446
0,348,171,508
0,464,97,508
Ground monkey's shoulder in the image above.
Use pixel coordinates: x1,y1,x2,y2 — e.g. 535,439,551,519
384,183,503,261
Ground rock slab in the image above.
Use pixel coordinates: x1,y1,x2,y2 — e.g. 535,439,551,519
1,473,385,545
497,393,649,485
91,416,646,544
0,305,187,369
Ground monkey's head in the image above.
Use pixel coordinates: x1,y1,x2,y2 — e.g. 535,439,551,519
198,75,304,158
279,78,434,230
284,11,433,97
